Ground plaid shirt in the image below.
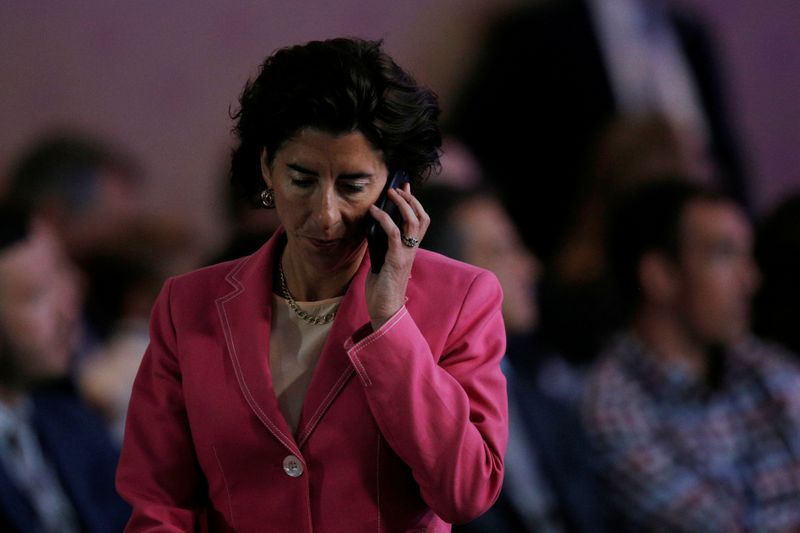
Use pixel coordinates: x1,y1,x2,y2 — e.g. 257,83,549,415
582,332,800,533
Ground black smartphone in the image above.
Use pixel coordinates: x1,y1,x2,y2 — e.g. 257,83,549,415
367,170,410,273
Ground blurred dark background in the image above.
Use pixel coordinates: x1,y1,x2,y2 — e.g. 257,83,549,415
1,0,797,261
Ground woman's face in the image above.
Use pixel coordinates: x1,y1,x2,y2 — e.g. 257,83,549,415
261,128,388,269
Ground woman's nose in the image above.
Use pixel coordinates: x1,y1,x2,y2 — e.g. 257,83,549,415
315,186,341,230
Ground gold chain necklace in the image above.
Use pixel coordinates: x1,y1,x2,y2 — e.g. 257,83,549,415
278,261,337,325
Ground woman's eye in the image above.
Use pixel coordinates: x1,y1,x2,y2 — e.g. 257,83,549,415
291,178,315,188
339,182,367,194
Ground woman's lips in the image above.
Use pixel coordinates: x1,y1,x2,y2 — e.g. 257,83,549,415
307,237,341,250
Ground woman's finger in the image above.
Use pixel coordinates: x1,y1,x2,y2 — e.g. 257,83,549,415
395,188,430,236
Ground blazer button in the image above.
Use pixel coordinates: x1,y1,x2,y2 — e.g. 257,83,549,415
282,455,304,478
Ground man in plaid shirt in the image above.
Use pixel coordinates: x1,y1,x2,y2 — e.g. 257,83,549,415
582,179,800,532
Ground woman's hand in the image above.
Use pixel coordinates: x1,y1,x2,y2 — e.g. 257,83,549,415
365,183,430,329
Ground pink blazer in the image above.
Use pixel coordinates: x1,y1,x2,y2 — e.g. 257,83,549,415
116,228,508,532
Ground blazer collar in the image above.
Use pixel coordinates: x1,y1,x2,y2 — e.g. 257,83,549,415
215,227,373,455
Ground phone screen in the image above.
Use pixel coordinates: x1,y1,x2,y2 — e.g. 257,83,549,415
367,171,410,273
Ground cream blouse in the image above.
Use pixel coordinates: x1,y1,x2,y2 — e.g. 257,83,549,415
269,293,343,434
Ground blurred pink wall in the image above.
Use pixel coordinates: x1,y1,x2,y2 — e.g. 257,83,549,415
0,0,518,250
681,0,800,213
1,0,798,252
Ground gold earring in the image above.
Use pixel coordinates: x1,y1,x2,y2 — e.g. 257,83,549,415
260,188,275,208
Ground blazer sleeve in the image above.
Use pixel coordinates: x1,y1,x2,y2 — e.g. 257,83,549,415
344,270,508,523
116,278,207,531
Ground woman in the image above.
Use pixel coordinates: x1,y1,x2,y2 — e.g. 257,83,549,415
116,38,507,532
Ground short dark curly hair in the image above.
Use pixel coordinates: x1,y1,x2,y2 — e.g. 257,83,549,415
607,178,728,316
229,37,441,203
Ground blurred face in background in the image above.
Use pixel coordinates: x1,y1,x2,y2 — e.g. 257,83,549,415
61,167,147,261
674,199,759,347
451,197,541,334
0,222,82,389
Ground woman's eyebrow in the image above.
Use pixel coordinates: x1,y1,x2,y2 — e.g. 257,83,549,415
338,171,375,180
287,163,318,175
286,163,374,180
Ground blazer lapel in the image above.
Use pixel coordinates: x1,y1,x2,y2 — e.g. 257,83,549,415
294,256,373,448
215,228,301,457
217,229,379,452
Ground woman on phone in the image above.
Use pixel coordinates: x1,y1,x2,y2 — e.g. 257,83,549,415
116,37,507,532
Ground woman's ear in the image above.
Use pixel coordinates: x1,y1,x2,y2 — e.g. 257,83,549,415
260,148,273,188
639,251,679,306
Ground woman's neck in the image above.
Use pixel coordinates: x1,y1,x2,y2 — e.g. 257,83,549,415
279,242,366,301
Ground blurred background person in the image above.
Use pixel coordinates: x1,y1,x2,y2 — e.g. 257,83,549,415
3,131,201,440
3,131,196,351
5,131,151,265
74,244,172,445
752,191,800,358
582,179,800,531
538,113,719,377
447,0,748,271
0,204,130,532
420,181,611,532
